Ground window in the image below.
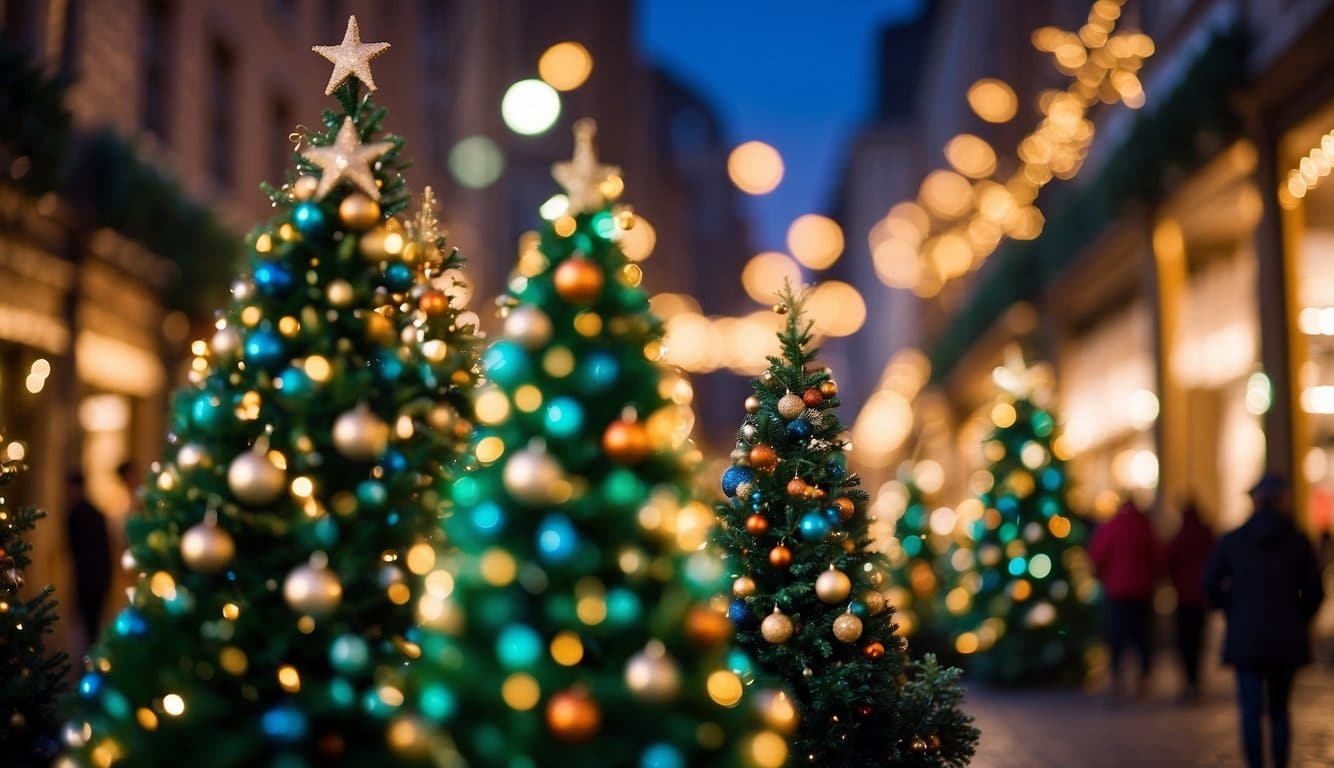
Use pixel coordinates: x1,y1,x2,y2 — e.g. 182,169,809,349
269,90,293,183
141,0,173,140
1,0,36,49
208,37,235,187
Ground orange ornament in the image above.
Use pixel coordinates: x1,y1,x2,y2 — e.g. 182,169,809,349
769,545,792,568
553,257,604,304
546,688,601,742
749,444,778,472
864,641,885,660
802,388,824,407
418,289,449,316
786,478,808,497
684,605,732,645
603,419,651,464
833,497,855,520
819,380,838,397
745,514,769,535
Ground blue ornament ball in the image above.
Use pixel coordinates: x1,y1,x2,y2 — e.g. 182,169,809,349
483,340,531,387
721,465,756,498
114,607,148,637
786,418,812,441
470,501,505,537
536,513,579,563
291,202,326,237
826,456,847,479
381,449,407,473
78,672,103,698
578,351,619,393
356,479,388,509
329,635,371,675
261,706,309,742
727,599,753,625
253,262,295,296
543,397,584,439
824,506,843,524
276,367,312,402
383,262,414,292
641,744,685,768
243,328,285,370
799,511,833,540
190,393,223,431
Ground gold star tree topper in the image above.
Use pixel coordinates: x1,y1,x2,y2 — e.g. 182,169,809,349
552,118,622,215
313,15,391,95
301,117,394,200
992,343,1052,402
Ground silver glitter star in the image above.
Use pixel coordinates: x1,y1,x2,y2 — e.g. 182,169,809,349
552,118,621,215
312,16,390,96
301,117,394,199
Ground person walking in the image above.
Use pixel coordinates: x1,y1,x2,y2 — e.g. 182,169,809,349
1204,474,1324,768
65,471,112,644
1168,498,1215,702
1090,498,1162,700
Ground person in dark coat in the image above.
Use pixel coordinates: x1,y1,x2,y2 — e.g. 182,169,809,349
1204,474,1324,768
1167,498,1215,702
1090,499,1163,699
65,471,112,644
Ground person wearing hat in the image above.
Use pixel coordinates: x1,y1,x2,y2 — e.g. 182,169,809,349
1204,473,1325,768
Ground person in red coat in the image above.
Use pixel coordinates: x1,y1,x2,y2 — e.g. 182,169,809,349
1167,499,1215,702
1090,499,1163,699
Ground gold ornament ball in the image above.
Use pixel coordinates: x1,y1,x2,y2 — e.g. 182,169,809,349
358,228,389,261
732,576,758,597
365,311,395,344
292,175,320,201
624,644,681,702
176,442,208,471
503,305,553,350
815,568,852,604
911,738,929,753
283,562,343,616
327,279,355,307
744,395,761,414
180,522,235,574
768,545,792,569
546,688,601,742
735,481,755,500
338,193,381,231
832,612,864,643
332,405,391,461
761,607,794,644
227,449,287,506
503,447,563,505
861,590,887,615
603,419,651,464
819,380,838,398
685,605,733,645
553,257,604,304
211,326,242,357
777,393,805,420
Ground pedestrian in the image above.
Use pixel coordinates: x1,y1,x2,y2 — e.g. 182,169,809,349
65,471,112,644
1167,498,1215,702
1090,498,1162,701
1204,474,1324,768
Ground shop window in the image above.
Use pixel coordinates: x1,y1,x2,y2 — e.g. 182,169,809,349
141,0,173,141
208,37,236,187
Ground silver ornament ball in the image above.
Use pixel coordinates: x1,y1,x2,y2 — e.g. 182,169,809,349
227,449,287,506
503,447,563,505
283,562,343,616
332,405,390,461
504,306,554,350
624,642,681,701
181,522,236,573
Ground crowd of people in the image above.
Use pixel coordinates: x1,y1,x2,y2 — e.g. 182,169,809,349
1090,474,1326,768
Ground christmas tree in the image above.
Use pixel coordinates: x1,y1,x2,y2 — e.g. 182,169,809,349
0,457,70,765
59,17,480,766
714,288,976,766
947,356,1098,686
880,471,958,665
432,119,779,767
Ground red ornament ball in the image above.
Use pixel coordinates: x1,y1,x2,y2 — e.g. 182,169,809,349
802,388,824,407
768,545,792,569
745,514,770,535
553,257,604,304
749,444,778,472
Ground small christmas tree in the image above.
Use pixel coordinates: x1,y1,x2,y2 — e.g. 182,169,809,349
431,120,775,767
0,457,70,764
947,354,1098,686
59,16,479,765
714,288,976,766
881,470,958,665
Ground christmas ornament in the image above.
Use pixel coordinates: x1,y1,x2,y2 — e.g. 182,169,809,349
292,202,327,238
326,279,355,307
815,567,852,604
332,405,390,460
785,419,811,441
745,514,769,535
863,642,885,660
832,611,863,643
740,423,757,440
777,392,804,420
798,512,831,540
180,520,235,573
553,257,603,303
602,419,650,464
176,443,208,471
244,328,286,369
546,688,601,742
748,444,778,472
624,642,680,701
292,175,319,201
768,545,792,569
819,380,838,397
227,448,287,506
732,576,757,597
726,600,753,626
735,481,755,500
721,465,755,498
417,290,448,316
911,738,928,753
685,605,733,644
832,497,855,520
503,305,553,350
283,561,343,616
744,395,761,414
338,193,381,230
253,262,295,296
302,117,394,200
312,15,391,94
435,268,472,308
503,447,563,505
786,478,809,497
761,371,776,386
760,607,794,644
861,590,887,615
802,388,824,407
551,118,620,215
211,326,241,356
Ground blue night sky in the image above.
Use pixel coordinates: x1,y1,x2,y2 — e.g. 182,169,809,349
637,0,925,253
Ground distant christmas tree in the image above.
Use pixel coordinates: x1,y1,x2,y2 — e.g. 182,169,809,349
881,469,958,665
714,287,976,766
0,457,70,765
948,356,1098,686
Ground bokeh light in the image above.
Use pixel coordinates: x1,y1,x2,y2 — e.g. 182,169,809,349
618,215,657,262
919,170,973,219
806,281,865,337
501,79,562,136
448,135,505,189
967,78,1019,123
945,134,998,179
538,42,593,92
786,214,844,270
741,251,802,304
727,141,785,195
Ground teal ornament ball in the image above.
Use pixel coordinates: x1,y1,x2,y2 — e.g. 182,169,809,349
190,394,223,432
276,367,313,402
261,706,309,742
329,635,371,675
606,587,642,625
577,351,619,393
243,327,285,370
483,340,531,387
641,744,684,768
356,479,388,509
603,468,646,509
543,397,584,439
496,624,543,669
291,202,326,237
799,512,832,540
419,684,457,723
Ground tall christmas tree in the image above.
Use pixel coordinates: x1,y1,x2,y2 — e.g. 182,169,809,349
947,355,1098,686
433,120,779,767
881,470,957,665
59,17,480,766
714,288,976,766
0,457,70,764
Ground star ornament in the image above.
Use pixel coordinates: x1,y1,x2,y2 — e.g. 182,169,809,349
301,117,394,200
552,118,621,215
313,15,390,96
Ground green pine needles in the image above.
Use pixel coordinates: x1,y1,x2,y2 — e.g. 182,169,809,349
715,286,976,766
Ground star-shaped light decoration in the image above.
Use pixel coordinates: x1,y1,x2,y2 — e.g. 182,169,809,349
313,15,391,96
407,186,448,273
992,344,1037,399
552,118,621,215
301,117,394,200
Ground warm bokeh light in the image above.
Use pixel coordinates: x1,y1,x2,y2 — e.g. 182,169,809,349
538,42,593,92
741,251,802,304
967,78,1018,123
945,134,997,179
852,389,913,468
501,79,562,136
618,215,656,262
448,135,505,189
806,281,866,337
786,214,844,270
919,170,973,219
727,141,785,195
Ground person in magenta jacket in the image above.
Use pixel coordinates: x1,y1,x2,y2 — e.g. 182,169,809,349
1167,499,1215,702
1090,499,1163,699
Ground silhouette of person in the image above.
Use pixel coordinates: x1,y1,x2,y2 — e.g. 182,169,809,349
1204,474,1324,768
65,471,112,644
1090,499,1162,700
1168,498,1215,702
